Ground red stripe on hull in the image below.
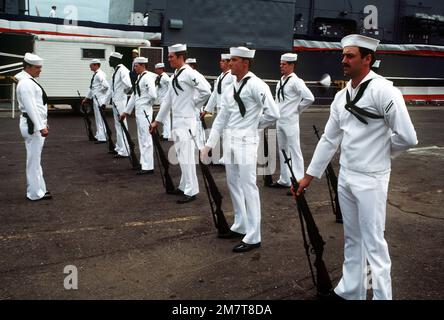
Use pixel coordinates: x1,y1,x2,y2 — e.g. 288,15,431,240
294,46,444,57
403,94,444,100
0,27,115,38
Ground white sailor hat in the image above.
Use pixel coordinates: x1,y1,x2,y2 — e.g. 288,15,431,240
281,53,298,62
372,60,381,68
155,62,165,69
341,34,380,52
185,58,197,64
229,46,255,59
134,57,148,64
168,43,187,53
90,59,101,65
221,53,231,60
24,53,43,66
110,52,123,59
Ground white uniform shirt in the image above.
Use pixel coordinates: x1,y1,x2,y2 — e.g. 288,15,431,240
275,72,314,125
14,70,28,82
155,72,171,104
307,70,418,178
156,64,211,123
124,71,157,114
17,72,48,131
193,70,212,102
206,71,280,148
86,69,110,106
49,9,56,18
204,70,236,113
110,64,132,104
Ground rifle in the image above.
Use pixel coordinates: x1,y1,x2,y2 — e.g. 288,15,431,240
77,90,95,141
143,110,176,194
112,103,140,170
263,129,273,187
313,125,343,224
94,96,116,153
199,114,213,158
189,129,231,235
282,149,333,296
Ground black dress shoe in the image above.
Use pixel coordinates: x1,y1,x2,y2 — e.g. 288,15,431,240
176,195,196,204
136,169,154,175
168,188,184,196
28,193,53,201
113,154,129,159
94,140,107,144
108,150,118,155
269,182,290,189
218,231,245,239
89,137,98,142
232,241,261,253
132,165,142,171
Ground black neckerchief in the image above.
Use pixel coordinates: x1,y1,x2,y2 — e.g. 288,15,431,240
112,65,121,90
135,72,147,97
155,74,163,87
30,78,48,105
277,75,292,102
233,76,251,117
89,72,97,89
345,79,383,125
217,71,230,94
172,67,186,95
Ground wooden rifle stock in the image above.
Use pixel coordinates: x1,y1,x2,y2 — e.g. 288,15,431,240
77,91,95,141
313,125,343,223
112,103,140,169
144,111,176,194
282,149,333,296
189,129,230,235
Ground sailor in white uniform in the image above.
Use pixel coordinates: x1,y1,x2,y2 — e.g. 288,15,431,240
296,35,418,300
82,59,110,143
202,47,280,252
151,44,211,204
203,53,236,164
121,57,157,175
108,52,132,158
269,53,314,188
185,58,212,150
154,62,172,140
17,53,52,201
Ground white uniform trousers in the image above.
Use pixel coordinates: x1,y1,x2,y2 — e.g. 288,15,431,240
277,121,304,184
162,111,171,139
135,107,154,171
20,117,47,200
334,167,392,300
172,117,199,197
92,99,107,141
112,101,129,157
224,136,261,244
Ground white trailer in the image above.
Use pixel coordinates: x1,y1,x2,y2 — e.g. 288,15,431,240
1,34,163,112
33,35,164,112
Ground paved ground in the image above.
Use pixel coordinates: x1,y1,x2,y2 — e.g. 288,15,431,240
0,107,443,300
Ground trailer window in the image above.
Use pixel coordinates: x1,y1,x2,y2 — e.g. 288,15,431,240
82,49,105,59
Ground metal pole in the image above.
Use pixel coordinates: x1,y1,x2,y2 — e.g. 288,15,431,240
12,82,16,119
